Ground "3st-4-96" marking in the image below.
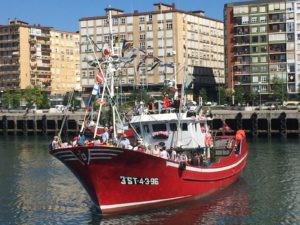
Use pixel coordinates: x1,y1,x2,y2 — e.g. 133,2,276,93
120,176,159,185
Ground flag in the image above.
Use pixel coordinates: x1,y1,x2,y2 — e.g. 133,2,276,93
92,84,100,97
160,62,174,68
147,57,160,71
121,39,134,57
137,60,145,72
96,69,104,84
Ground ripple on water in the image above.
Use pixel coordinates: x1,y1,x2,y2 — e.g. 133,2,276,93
1,137,300,224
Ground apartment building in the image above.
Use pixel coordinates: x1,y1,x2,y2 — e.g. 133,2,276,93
79,3,224,98
0,19,81,95
50,30,80,94
225,0,300,95
0,20,51,90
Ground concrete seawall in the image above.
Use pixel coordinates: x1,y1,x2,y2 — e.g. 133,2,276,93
211,109,300,137
0,112,85,136
0,110,299,138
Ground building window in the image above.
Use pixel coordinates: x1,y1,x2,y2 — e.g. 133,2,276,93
251,17,257,23
140,42,145,49
252,56,258,63
120,17,126,25
260,16,266,23
259,6,266,13
166,23,172,30
251,27,258,33
139,17,145,24
140,34,145,40
104,35,109,43
251,7,257,13
260,35,267,42
89,71,94,77
260,76,268,82
121,34,126,40
260,26,266,33
113,18,118,25
128,78,134,84
252,36,258,42
148,15,152,22
104,19,109,26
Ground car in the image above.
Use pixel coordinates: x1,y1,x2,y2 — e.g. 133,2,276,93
264,102,280,110
284,103,298,110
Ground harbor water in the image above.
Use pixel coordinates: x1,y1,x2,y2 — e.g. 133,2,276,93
0,136,299,225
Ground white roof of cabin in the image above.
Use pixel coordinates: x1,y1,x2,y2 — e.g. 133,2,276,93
130,112,207,124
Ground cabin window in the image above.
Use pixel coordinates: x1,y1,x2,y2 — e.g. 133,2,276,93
134,126,141,134
143,124,150,133
170,123,177,131
181,123,188,131
152,124,167,132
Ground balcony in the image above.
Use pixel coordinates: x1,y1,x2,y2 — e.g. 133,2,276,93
269,56,286,63
269,44,286,53
234,60,250,65
0,70,19,75
0,38,19,43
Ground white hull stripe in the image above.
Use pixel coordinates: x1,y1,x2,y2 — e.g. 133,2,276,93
88,149,123,153
166,153,247,173
100,195,191,210
90,153,118,156
90,156,113,160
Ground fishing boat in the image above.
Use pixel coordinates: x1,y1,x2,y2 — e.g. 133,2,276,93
50,7,248,215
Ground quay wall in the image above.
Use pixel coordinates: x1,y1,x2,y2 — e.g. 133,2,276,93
0,110,299,138
211,109,300,137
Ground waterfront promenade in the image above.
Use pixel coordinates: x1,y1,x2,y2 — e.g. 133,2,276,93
0,109,299,137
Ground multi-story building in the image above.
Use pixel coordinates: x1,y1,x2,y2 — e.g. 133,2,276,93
0,19,51,91
50,30,80,94
0,19,81,96
225,0,299,97
79,3,224,99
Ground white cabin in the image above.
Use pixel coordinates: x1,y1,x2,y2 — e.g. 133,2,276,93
130,112,210,150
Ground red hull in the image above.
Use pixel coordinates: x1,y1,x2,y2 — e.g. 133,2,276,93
51,139,247,215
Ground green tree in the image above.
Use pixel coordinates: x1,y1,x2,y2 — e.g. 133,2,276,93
23,85,43,109
225,88,233,104
199,88,207,103
130,88,151,103
244,90,258,105
2,91,12,109
219,87,227,105
40,92,50,109
11,89,21,109
234,86,245,105
272,77,287,103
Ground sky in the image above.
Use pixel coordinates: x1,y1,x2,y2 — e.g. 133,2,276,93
0,0,240,32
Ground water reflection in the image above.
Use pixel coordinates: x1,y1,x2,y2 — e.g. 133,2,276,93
96,179,250,225
0,137,300,224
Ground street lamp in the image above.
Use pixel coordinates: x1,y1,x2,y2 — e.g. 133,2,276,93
231,65,235,105
0,90,3,111
281,69,285,104
216,71,221,105
258,82,262,110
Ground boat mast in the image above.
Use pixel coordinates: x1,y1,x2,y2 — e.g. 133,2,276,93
176,14,188,148
107,6,118,141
